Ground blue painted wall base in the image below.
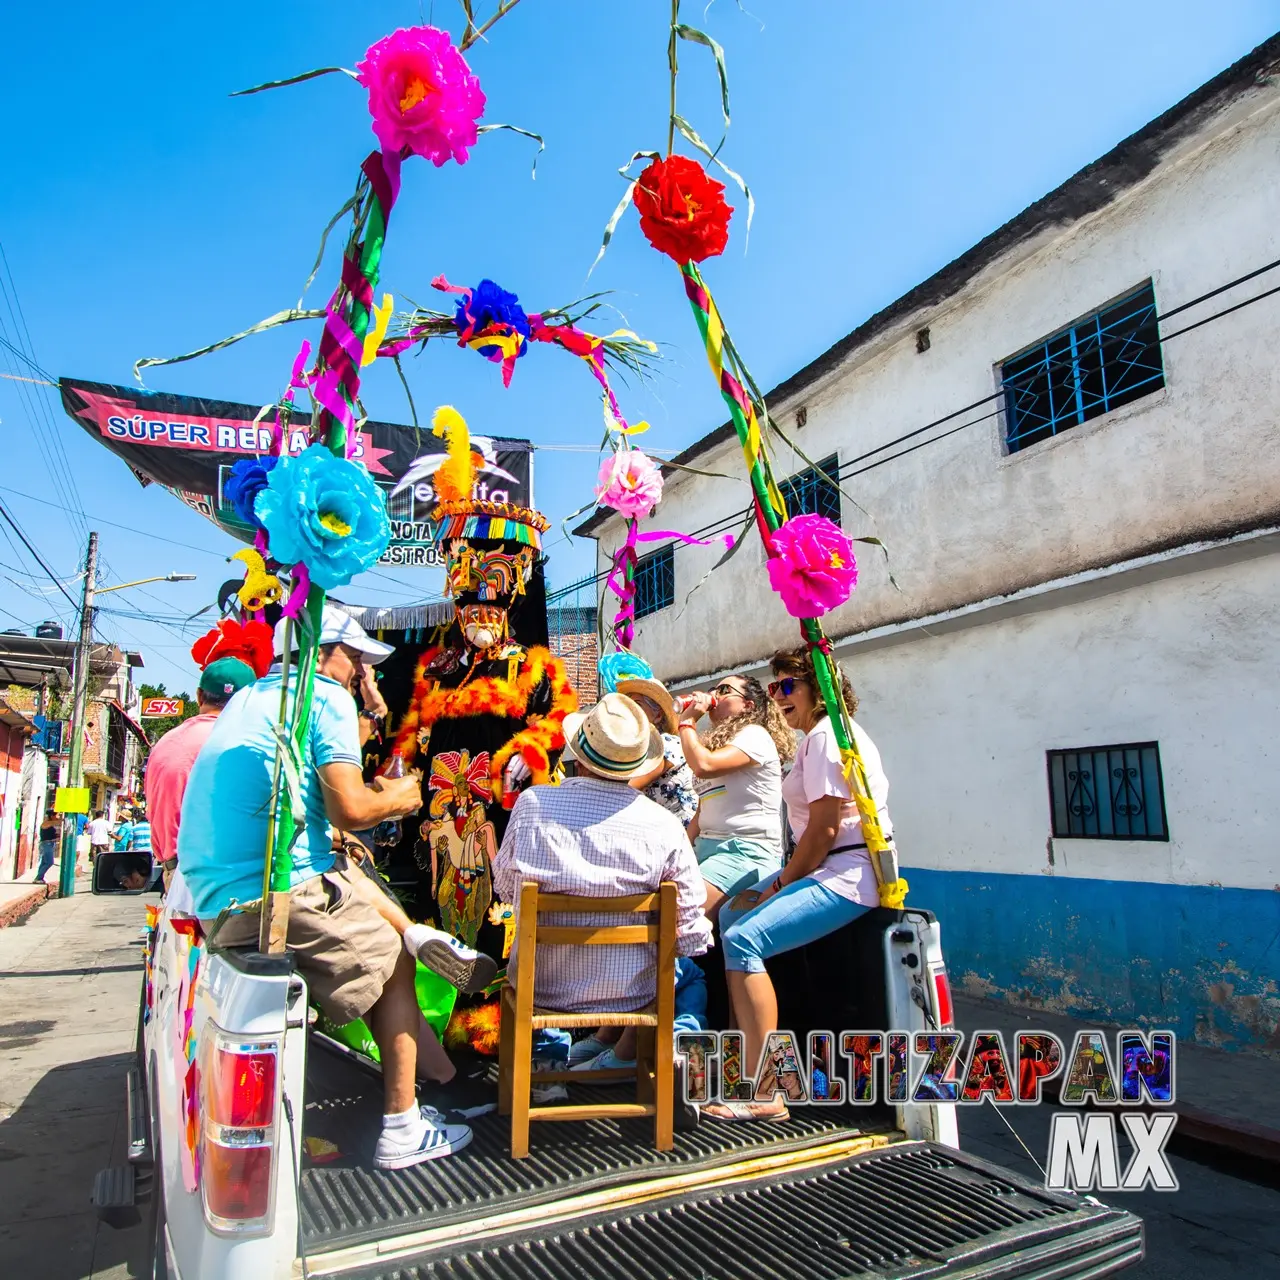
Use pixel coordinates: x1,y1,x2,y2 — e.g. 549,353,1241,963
904,867,1280,1052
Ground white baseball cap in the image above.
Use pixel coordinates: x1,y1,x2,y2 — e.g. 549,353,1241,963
273,603,394,664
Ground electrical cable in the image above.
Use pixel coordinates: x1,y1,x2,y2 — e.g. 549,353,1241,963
547,256,1280,600
0,499,81,611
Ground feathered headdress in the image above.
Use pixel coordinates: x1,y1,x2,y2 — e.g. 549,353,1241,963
190,618,274,678
430,405,475,503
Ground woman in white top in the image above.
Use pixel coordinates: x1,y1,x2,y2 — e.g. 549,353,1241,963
677,675,795,917
706,645,892,1122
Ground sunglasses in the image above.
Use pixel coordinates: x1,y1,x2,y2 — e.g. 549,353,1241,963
713,682,745,698
767,677,799,698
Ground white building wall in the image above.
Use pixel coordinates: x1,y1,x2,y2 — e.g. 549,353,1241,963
596,81,1280,683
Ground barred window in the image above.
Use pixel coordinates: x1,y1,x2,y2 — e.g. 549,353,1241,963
1002,283,1164,454
780,453,841,523
1047,742,1168,841
634,544,674,619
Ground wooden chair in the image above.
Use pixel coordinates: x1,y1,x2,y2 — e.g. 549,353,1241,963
498,879,677,1158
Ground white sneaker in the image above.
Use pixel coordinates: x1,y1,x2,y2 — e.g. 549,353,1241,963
403,925,498,995
529,1057,568,1104
373,1105,473,1170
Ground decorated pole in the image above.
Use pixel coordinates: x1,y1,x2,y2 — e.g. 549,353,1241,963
229,21,493,950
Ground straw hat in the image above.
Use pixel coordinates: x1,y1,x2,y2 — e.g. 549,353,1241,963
615,676,678,735
561,693,666,781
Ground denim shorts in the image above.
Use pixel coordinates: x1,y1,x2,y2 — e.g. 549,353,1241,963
719,871,870,974
695,835,782,896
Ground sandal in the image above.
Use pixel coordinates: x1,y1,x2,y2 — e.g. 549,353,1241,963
703,1100,790,1123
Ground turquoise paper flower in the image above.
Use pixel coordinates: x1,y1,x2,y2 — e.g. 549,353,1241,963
255,446,390,590
598,651,653,695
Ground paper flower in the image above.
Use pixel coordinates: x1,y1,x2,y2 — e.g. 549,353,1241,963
766,514,858,618
254,445,391,590
595,449,664,520
634,155,732,264
223,456,278,529
355,26,485,166
598,651,654,695
190,618,275,678
458,279,530,344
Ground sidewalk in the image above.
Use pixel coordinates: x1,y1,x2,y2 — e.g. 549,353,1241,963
953,993,1280,1157
0,885,151,1279
0,875,53,928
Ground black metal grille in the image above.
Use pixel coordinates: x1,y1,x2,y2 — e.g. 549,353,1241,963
633,544,674,619
780,452,841,523
1047,742,1168,841
1002,282,1164,453
345,1145,1142,1280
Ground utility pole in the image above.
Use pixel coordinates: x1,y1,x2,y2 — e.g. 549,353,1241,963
58,531,97,898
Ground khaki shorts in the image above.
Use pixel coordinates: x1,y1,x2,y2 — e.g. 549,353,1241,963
206,857,402,1024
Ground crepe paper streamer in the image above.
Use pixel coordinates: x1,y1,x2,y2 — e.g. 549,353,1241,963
675,260,901,906
361,294,394,367
604,521,735,649
280,562,311,620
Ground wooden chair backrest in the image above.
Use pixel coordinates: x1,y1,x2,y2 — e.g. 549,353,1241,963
511,880,678,994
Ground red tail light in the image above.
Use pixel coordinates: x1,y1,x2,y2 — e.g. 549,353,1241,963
208,1046,277,1127
931,967,954,1028
202,1142,273,1221
201,1029,279,1232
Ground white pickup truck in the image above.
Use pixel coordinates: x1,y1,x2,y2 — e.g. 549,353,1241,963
95,899,1144,1280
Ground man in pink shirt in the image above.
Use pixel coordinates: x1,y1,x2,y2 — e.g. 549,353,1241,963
145,657,257,891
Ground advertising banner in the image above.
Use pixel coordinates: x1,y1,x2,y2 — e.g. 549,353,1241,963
60,378,534,567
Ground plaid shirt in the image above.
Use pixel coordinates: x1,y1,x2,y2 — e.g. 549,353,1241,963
493,777,713,1014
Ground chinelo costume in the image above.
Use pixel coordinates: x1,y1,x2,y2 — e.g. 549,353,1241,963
385,408,578,984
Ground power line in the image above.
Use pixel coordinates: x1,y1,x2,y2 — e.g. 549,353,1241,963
0,500,80,611
554,255,1280,598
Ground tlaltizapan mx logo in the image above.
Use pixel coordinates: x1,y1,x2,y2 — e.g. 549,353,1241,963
677,1028,1178,1193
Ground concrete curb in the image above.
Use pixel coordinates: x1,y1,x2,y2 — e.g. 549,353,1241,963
0,885,50,929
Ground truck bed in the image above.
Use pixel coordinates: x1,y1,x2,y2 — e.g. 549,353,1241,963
299,1037,899,1253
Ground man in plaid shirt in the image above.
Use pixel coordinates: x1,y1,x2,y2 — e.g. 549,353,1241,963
493,694,712,1015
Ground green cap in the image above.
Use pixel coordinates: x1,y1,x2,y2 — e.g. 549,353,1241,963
198,657,257,700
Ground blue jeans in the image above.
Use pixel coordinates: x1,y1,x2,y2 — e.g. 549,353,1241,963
35,842,57,882
720,872,869,974
533,957,709,1062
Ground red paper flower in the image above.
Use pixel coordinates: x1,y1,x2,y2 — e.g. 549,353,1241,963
634,155,732,263
190,618,274,679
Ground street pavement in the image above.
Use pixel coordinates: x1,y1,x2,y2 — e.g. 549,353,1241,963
952,994,1280,1278
0,884,150,1279
2,890,1278,1279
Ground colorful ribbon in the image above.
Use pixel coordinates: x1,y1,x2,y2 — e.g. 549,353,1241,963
676,259,902,907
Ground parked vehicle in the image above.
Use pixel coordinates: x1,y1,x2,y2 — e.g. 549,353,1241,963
93,900,1144,1279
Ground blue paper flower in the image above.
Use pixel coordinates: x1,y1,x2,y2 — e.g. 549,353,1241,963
598,651,654,695
224,456,278,528
254,446,391,590
459,279,530,338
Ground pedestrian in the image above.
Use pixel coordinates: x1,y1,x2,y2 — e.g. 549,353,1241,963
87,810,110,862
35,815,60,884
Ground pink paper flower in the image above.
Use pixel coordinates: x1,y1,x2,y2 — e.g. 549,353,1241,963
595,450,664,520
766,514,858,618
356,26,485,166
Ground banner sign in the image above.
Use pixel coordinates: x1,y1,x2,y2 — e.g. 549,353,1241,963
60,378,534,568
141,697,185,718
54,786,91,814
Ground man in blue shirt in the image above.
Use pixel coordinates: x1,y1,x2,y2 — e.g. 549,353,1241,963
180,604,492,1169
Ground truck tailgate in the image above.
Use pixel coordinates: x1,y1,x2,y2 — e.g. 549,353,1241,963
326,1143,1142,1280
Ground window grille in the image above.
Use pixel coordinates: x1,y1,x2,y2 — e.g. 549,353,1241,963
779,453,841,523
1047,742,1168,841
1002,283,1164,453
633,544,674,619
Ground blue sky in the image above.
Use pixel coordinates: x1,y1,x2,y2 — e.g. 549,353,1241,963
0,0,1276,692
